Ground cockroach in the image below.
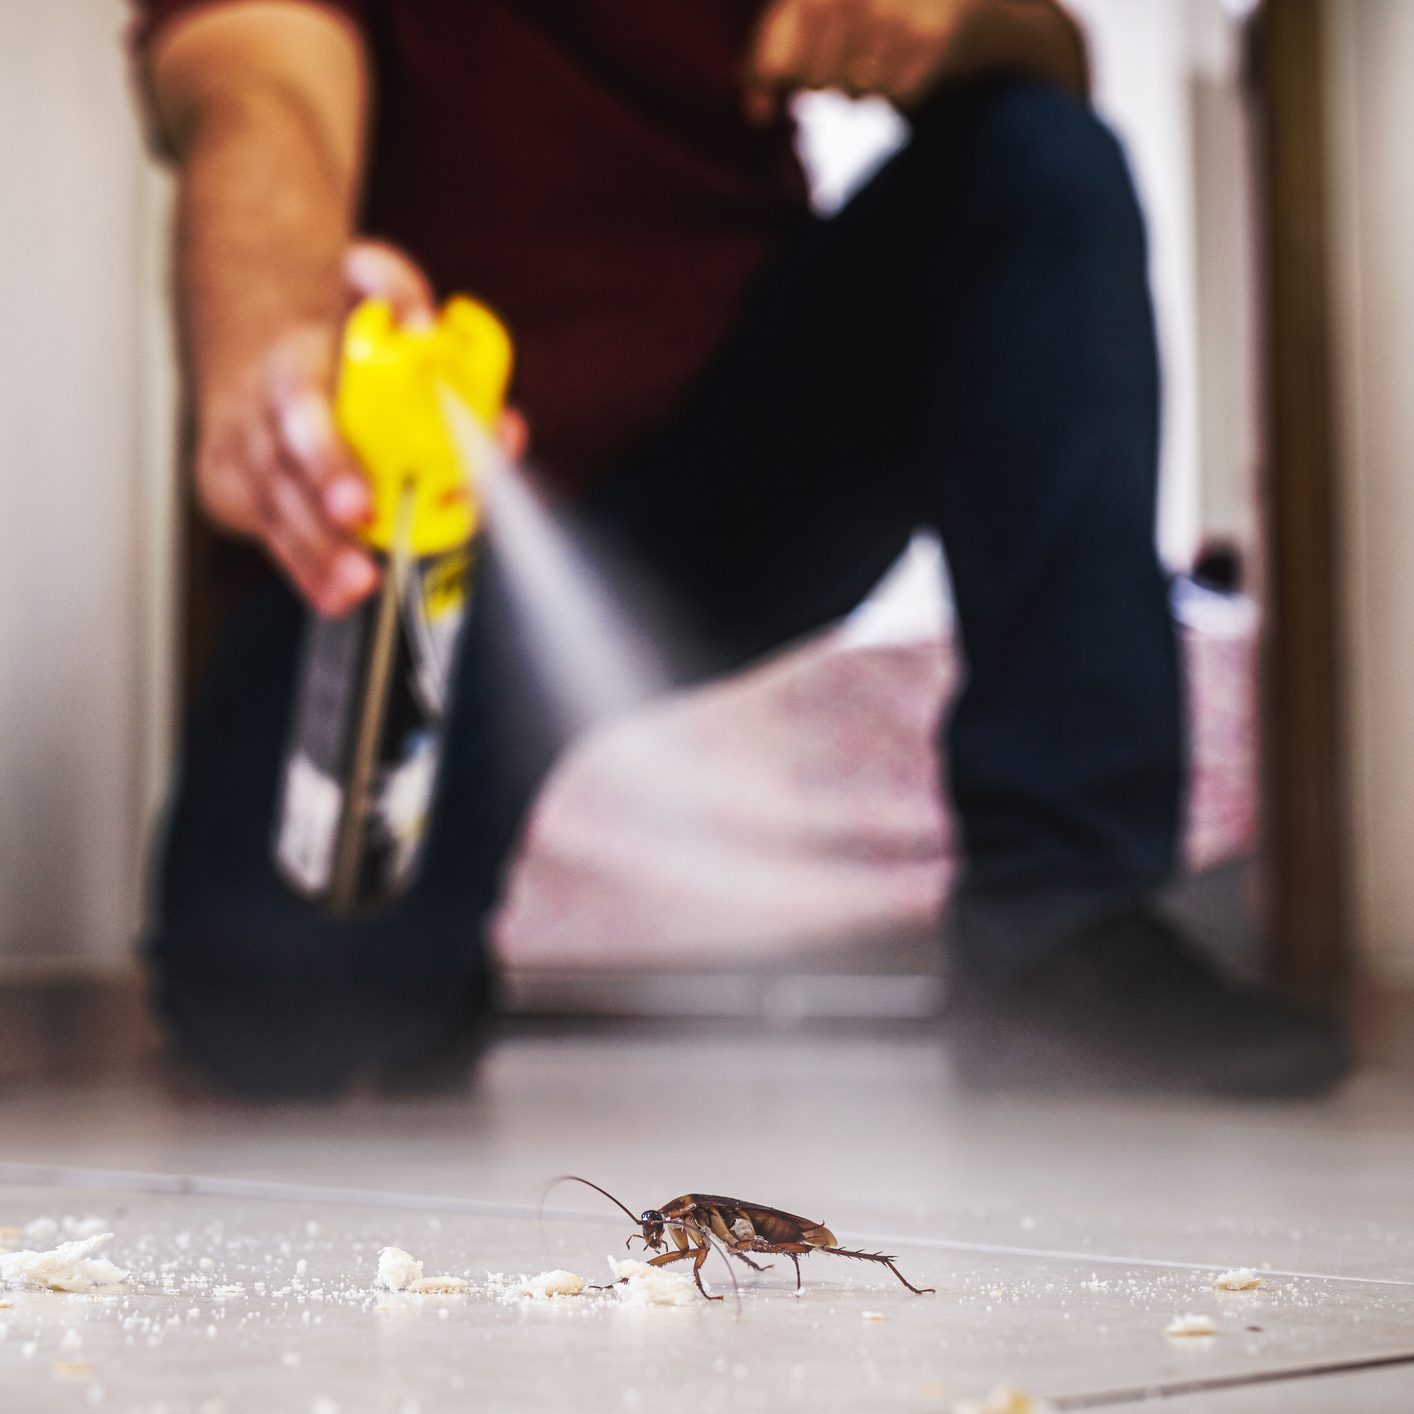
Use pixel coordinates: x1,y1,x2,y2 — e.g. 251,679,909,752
551,1176,935,1302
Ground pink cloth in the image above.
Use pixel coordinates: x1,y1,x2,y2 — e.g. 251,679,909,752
493,621,1257,970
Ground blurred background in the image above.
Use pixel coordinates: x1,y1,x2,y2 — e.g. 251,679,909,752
0,0,1407,1076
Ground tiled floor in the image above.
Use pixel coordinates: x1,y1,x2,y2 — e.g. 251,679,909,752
2,1028,1413,1411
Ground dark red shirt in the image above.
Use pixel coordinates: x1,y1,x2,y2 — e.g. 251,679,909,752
134,0,810,493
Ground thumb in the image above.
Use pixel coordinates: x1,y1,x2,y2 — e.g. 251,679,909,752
343,240,438,328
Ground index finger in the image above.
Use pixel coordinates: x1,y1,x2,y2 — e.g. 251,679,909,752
344,241,438,330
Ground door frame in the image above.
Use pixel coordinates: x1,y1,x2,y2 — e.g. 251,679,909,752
1250,0,1352,1013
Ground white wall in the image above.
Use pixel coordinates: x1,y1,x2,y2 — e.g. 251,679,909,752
1326,0,1414,988
1188,1,1260,553
0,0,176,971
1070,0,1202,568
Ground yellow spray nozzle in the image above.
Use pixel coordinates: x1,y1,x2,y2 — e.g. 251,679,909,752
335,295,514,557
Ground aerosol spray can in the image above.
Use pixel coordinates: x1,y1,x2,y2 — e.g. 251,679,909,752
274,295,513,913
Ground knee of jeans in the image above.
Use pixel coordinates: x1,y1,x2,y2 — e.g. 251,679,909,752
966,81,1142,237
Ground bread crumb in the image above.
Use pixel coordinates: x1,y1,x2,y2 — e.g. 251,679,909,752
375,1247,423,1292
607,1256,696,1306
861,1310,886,1322
52,1363,97,1380
516,1270,587,1299
1165,1313,1216,1337
1212,1268,1263,1291
407,1276,469,1295
952,1385,1053,1414
0,1234,128,1292
375,1248,465,1294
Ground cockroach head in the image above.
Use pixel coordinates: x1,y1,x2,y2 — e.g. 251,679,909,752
549,1176,666,1251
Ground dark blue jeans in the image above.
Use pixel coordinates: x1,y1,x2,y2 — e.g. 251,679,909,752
151,81,1182,1093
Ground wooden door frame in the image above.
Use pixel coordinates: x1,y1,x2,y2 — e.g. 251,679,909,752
1250,0,1353,1013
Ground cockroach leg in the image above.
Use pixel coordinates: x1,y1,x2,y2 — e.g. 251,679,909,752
645,1242,721,1299
645,1248,696,1269
729,1251,773,1274
733,1239,810,1290
691,1243,722,1300
661,1218,740,1303
819,1246,936,1295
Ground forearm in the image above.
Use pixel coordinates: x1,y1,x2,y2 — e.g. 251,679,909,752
964,1,1090,99
142,4,445,615
173,83,360,412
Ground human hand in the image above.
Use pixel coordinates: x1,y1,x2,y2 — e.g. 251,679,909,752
193,240,526,616
744,0,1081,122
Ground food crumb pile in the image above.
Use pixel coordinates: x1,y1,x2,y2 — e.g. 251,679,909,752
370,1246,696,1307
1163,1312,1217,1337
0,1233,129,1293
1212,1267,1264,1291
515,1269,588,1299
407,1275,471,1295
373,1246,424,1292
605,1256,697,1307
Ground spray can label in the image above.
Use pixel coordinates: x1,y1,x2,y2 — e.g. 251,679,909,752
275,544,471,907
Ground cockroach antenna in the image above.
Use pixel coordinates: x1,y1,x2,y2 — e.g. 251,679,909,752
541,1176,742,1304
545,1174,642,1224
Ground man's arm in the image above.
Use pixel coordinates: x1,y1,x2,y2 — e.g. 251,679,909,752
745,0,1089,123
149,2,435,613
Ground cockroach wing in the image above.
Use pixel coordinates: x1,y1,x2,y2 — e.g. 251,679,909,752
678,1195,838,1249
753,1211,836,1247
745,1207,810,1244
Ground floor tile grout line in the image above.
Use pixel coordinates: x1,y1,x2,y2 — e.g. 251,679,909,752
1048,1348,1414,1409
873,1233,1414,1288
0,1162,542,1221
5,1160,1414,1290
